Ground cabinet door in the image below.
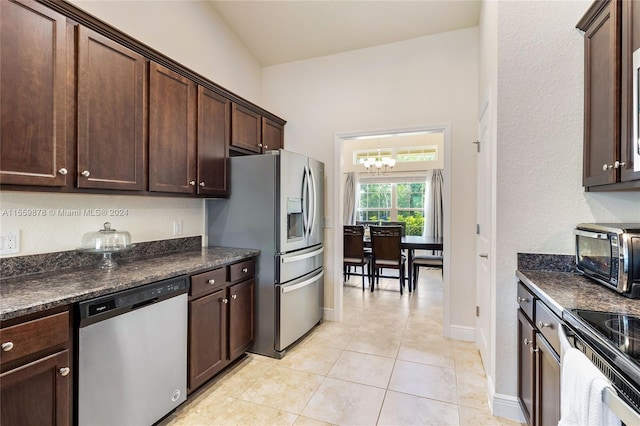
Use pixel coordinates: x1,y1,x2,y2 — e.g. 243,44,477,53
77,26,146,190
0,0,67,186
188,289,227,393
228,279,255,360
0,350,70,426
535,334,561,426
517,310,535,426
231,103,262,153
621,0,640,182
582,0,620,187
149,62,197,194
197,87,229,196
262,117,284,152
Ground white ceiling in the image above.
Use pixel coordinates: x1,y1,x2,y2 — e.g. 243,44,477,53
208,1,482,67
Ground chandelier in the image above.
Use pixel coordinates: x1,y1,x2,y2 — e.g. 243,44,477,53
363,149,396,175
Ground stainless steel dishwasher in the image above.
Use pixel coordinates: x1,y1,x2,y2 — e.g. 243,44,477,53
77,275,189,426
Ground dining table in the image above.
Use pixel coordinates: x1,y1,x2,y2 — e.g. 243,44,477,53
364,235,443,292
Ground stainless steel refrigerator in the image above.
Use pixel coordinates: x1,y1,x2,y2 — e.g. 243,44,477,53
207,150,324,358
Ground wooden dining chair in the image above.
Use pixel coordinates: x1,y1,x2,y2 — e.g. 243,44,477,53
343,225,373,291
369,226,406,294
412,254,443,289
379,221,406,236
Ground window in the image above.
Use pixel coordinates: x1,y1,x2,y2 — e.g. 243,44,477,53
357,180,425,236
353,146,437,166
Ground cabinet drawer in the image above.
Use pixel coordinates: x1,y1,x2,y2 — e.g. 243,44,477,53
517,282,535,321
229,259,255,283
191,268,226,298
535,300,561,356
0,311,69,365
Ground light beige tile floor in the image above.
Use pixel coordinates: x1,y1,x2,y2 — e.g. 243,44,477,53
162,269,522,426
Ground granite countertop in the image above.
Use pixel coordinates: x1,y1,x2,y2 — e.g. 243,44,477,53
516,269,640,317
0,247,259,321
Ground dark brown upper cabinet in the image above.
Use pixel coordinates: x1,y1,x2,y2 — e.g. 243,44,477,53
262,117,284,152
231,103,262,153
0,0,68,187
620,0,640,183
77,25,146,191
579,0,640,190
149,62,197,194
197,87,230,196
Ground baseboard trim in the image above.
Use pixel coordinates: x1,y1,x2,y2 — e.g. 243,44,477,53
448,324,475,342
488,378,525,423
323,308,336,322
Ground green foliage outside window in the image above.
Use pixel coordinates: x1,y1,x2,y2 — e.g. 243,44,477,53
357,182,426,236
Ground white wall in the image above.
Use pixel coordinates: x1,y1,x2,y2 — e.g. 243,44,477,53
69,0,262,102
0,0,263,257
262,28,479,332
492,0,640,419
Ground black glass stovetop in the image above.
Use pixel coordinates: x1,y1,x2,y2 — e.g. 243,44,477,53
571,310,640,364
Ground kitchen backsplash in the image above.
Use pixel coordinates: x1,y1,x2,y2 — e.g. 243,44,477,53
0,236,201,279
517,253,576,272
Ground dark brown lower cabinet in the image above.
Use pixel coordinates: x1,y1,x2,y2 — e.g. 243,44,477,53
517,310,535,426
517,282,561,426
188,289,227,392
228,279,255,360
535,335,561,426
187,259,256,394
0,350,70,426
0,307,72,426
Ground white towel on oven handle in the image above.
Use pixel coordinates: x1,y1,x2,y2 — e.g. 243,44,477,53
559,347,621,426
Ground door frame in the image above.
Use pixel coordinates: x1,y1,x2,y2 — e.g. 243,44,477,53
332,124,452,335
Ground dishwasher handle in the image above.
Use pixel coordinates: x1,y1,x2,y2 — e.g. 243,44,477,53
131,298,158,311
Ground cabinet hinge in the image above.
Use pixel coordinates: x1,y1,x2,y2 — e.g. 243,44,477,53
476,224,480,235
476,306,480,317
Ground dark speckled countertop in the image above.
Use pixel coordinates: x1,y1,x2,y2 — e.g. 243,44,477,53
516,270,640,318
0,247,259,321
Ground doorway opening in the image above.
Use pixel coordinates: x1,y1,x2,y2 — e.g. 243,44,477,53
332,124,452,336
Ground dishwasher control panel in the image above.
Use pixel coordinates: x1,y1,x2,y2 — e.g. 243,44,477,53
79,275,188,326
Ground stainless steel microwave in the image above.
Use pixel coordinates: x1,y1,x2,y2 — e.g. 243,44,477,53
575,223,640,298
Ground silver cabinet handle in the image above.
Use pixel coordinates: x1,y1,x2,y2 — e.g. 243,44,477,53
208,279,215,284
231,294,237,300
222,298,228,304
189,181,196,186
2,342,14,352
530,347,539,354
614,161,626,168
479,253,488,258
523,338,532,346
602,164,613,171
517,296,528,303
59,367,70,377
58,168,68,175
257,143,263,147
242,267,248,273
538,321,551,329
199,182,205,187
264,145,268,149
81,170,91,177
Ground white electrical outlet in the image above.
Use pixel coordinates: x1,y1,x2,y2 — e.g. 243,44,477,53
324,216,332,228
173,221,183,236
0,230,20,255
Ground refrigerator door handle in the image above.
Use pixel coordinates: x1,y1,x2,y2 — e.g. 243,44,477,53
308,164,317,236
281,270,324,294
281,246,324,264
303,165,311,238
